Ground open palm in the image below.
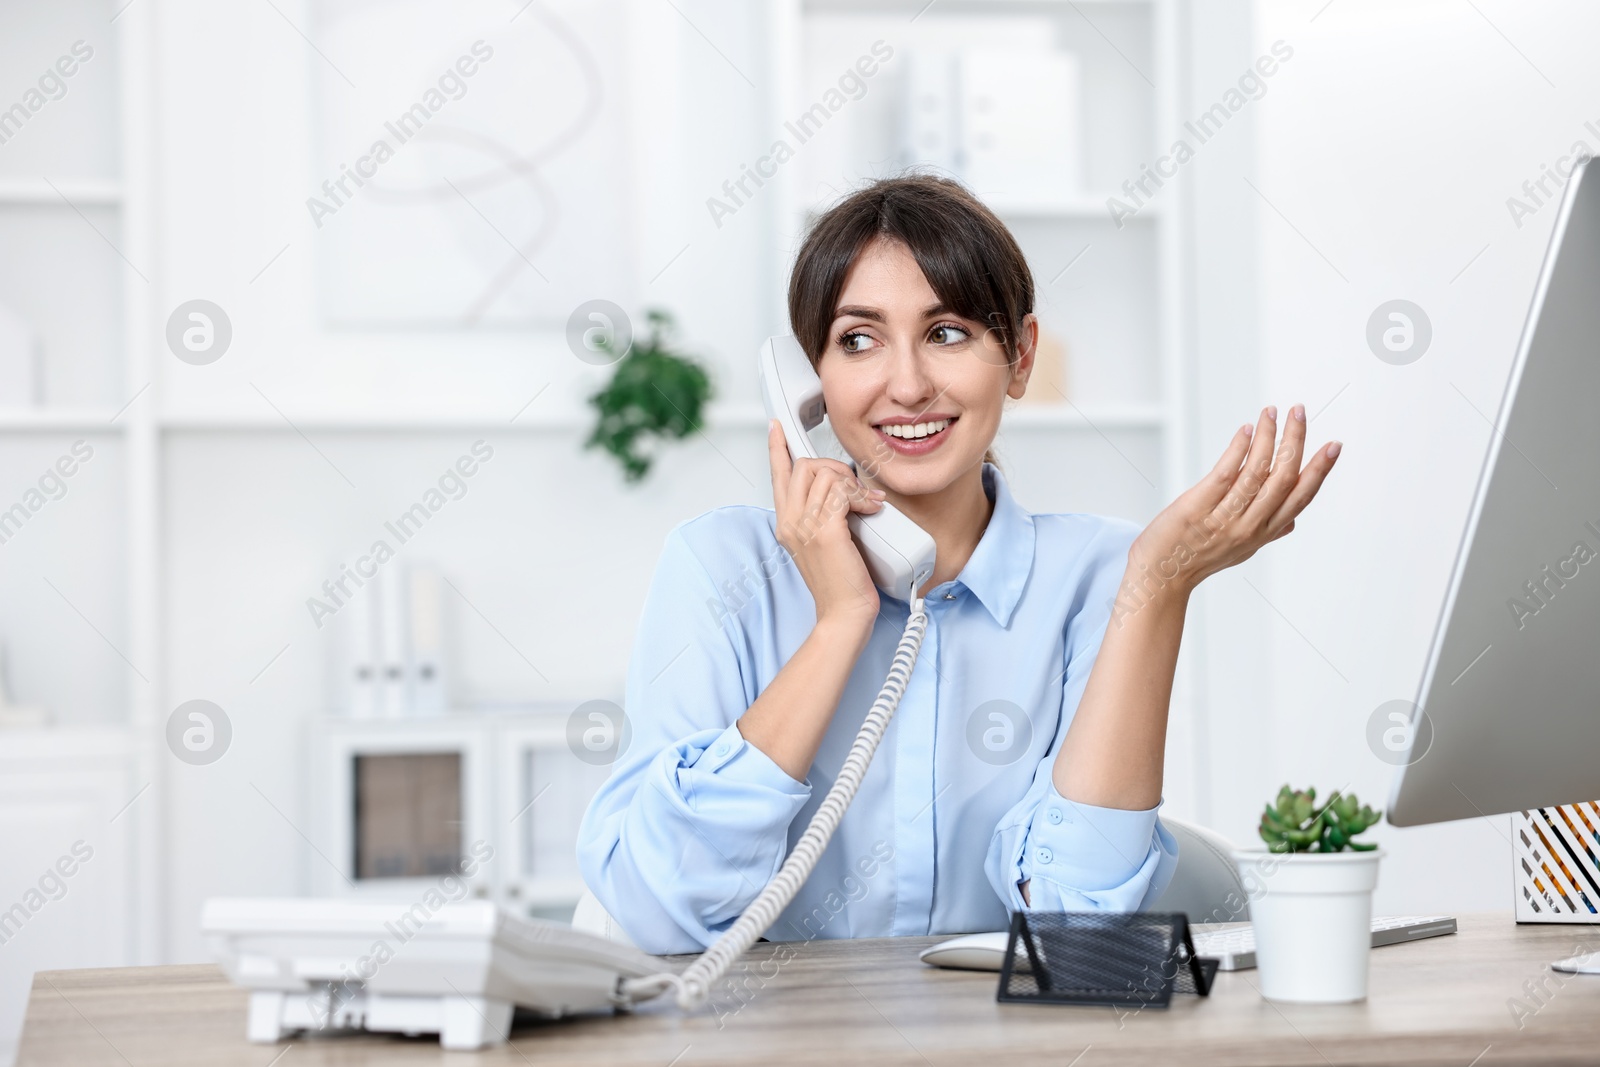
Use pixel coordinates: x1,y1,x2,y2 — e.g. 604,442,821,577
1128,403,1341,600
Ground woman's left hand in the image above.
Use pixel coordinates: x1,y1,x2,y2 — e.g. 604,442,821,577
1126,403,1340,603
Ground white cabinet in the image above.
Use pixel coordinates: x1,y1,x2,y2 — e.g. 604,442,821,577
0,729,136,1057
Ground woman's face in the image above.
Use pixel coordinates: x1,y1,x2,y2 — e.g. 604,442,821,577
818,235,1033,496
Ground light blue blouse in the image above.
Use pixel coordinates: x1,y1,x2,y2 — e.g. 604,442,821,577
576,460,1178,955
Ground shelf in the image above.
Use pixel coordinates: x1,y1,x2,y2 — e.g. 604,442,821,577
0,407,127,431
160,410,599,432
0,725,134,759
0,179,123,206
156,401,1167,432
507,877,587,908
315,708,574,729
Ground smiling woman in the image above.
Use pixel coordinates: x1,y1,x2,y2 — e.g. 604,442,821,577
577,173,1342,954
788,174,1031,478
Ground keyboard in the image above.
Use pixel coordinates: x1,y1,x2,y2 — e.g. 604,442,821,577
1192,914,1458,971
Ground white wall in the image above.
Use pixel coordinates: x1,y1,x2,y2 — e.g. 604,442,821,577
1219,0,1600,914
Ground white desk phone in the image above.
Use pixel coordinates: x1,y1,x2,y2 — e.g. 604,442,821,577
202,335,946,1049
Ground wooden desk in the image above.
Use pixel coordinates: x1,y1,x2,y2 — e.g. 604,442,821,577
18,912,1600,1066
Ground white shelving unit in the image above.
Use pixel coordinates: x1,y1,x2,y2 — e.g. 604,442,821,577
0,179,122,205
0,7,1208,1023
0,408,125,431
0,8,153,1052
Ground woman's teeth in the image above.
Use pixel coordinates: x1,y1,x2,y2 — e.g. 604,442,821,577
878,418,952,440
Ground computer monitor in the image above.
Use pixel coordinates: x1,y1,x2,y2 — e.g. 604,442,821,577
1388,155,1600,827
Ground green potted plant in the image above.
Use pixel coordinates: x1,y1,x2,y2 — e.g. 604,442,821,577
584,309,713,484
1232,786,1385,1003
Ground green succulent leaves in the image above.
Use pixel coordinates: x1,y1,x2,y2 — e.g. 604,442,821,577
1258,785,1381,853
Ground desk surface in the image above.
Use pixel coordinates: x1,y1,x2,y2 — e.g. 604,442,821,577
19,912,1600,1066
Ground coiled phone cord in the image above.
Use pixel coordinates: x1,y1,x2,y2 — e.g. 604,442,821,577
620,595,930,1010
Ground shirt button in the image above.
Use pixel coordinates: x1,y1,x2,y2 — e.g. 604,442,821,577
1046,807,1063,825
1035,847,1054,865
713,743,729,757
942,592,956,600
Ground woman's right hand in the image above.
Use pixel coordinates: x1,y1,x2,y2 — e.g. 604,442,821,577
768,419,886,629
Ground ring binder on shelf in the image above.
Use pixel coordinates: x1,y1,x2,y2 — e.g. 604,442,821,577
996,911,1218,1009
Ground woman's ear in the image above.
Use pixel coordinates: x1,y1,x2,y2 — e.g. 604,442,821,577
1006,314,1039,400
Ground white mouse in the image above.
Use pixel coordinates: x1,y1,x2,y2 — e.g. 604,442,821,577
1551,951,1600,974
918,930,1012,971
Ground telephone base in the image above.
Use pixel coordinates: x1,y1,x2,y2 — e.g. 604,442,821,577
204,898,668,1051
246,987,520,1050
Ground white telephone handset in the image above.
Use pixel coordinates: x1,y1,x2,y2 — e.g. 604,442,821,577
759,334,938,602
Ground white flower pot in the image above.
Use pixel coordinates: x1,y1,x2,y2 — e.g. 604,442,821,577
1231,848,1385,1003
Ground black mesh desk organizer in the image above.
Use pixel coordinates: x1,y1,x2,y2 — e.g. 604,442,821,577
996,911,1218,1008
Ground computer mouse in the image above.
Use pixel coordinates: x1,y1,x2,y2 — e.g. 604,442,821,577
918,930,1010,971
1551,951,1600,975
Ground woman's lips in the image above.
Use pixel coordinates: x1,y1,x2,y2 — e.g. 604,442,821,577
874,417,956,456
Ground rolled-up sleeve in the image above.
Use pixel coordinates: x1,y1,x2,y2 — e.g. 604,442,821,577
989,783,1178,912
984,519,1179,914
576,522,812,955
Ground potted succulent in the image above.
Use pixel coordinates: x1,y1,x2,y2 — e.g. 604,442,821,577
1232,786,1385,1003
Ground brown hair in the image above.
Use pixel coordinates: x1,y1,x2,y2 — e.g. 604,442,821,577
786,173,1035,472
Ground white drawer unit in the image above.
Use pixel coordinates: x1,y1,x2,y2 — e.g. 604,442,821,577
0,728,137,1057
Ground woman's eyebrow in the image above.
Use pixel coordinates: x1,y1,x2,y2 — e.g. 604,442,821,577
832,302,954,323
833,305,885,323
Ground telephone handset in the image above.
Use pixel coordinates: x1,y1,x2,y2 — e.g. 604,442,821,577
758,334,938,602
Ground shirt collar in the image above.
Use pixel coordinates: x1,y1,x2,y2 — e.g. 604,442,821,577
957,461,1036,627
861,460,1036,627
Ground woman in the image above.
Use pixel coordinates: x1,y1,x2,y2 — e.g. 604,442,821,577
577,175,1339,956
